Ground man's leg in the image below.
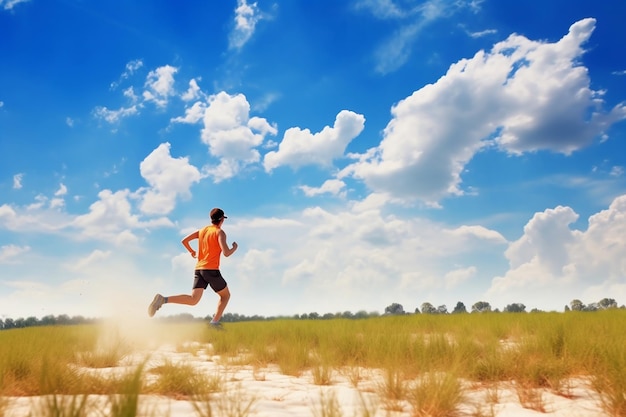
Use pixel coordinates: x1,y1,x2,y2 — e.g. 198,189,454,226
167,288,205,306
211,286,230,323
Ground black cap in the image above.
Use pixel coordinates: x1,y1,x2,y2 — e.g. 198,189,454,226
210,208,227,222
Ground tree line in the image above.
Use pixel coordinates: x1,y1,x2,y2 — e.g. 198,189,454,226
0,297,623,330
383,297,623,315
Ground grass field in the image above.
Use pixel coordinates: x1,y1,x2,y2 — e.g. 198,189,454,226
0,310,624,416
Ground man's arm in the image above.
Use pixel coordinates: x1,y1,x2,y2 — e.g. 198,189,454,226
182,231,199,258
218,230,238,257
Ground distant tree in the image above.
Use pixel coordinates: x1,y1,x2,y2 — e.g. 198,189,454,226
384,303,405,315
437,305,448,315
3,318,14,329
25,316,39,327
584,303,599,312
308,312,320,320
598,298,618,310
570,299,585,311
322,313,335,320
341,311,353,319
452,302,467,314
0,319,3,330
40,315,57,326
414,307,421,314
504,303,526,313
354,310,369,319
420,302,437,314
564,305,570,312
471,301,491,313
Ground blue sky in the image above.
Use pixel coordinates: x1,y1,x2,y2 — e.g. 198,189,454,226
1,0,625,320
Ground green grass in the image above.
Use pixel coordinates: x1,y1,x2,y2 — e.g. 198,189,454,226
0,310,625,416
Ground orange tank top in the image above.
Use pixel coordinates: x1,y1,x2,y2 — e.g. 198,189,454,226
195,225,222,270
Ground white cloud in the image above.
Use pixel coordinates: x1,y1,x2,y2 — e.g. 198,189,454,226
138,143,202,215
467,28,497,38
495,19,626,154
171,101,207,125
67,249,112,271
171,251,197,272
123,86,139,103
488,194,626,308
143,65,178,108
71,189,173,244
55,183,68,196
12,173,23,189
0,100,4,107
227,204,507,314
0,199,70,233
201,92,277,182
93,105,138,124
444,266,477,289
264,110,365,172
344,18,626,205
0,244,30,264
181,79,202,102
299,179,347,197
229,0,262,50
1,0,29,11
111,59,144,90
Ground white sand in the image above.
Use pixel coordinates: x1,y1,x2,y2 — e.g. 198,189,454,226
1,342,608,417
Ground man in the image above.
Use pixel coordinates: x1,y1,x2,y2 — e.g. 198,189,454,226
148,208,238,328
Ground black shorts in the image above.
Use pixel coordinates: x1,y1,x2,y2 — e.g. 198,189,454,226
193,269,228,292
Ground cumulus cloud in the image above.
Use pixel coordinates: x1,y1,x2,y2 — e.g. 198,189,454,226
181,79,202,102
201,92,277,181
138,143,203,215
228,205,507,313
71,189,173,244
299,179,347,197
0,201,70,232
143,65,178,108
488,194,626,307
229,0,263,49
171,101,207,124
264,110,365,172
0,244,30,264
344,18,626,205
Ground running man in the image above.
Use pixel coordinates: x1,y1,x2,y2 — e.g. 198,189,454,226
148,208,238,328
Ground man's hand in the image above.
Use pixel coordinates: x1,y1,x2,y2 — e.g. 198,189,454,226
190,250,197,258
232,242,238,250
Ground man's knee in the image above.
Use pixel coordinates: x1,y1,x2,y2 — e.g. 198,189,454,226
218,288,230,302
190,289,204,305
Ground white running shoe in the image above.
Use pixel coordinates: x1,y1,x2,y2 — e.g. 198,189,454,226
148,294,165,317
